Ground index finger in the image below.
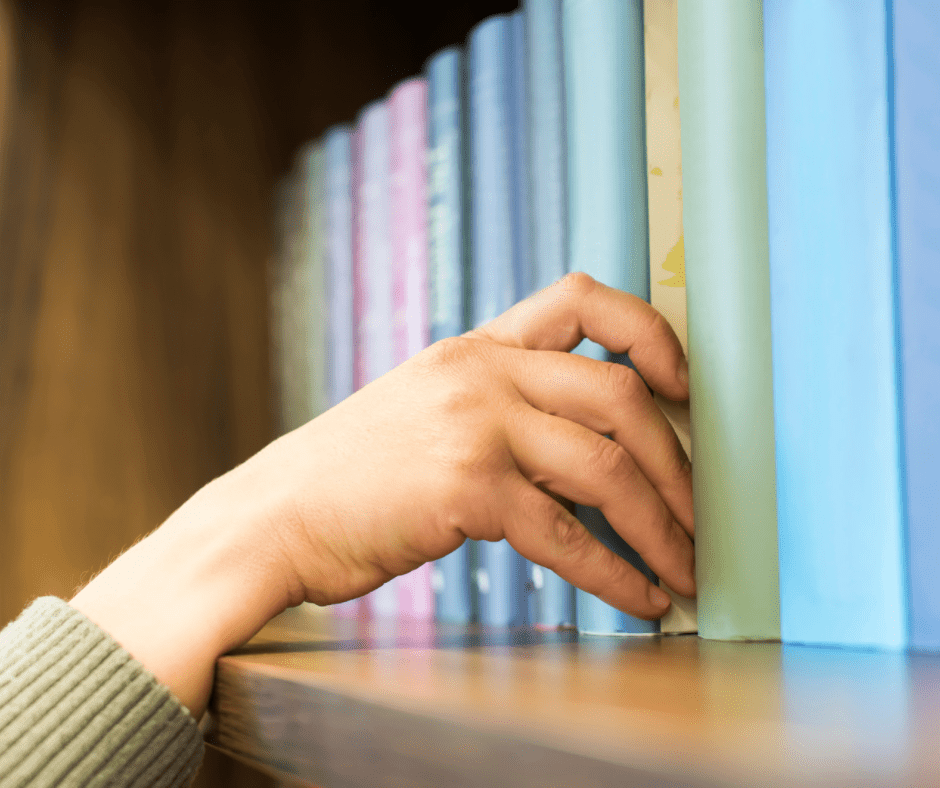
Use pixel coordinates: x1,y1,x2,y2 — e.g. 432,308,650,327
468,272,689,402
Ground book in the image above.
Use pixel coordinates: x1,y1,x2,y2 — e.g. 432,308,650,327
324,126,355,412
563,0,658,635
469,14,530,627
426,46,475,624
524,0,575,629
269,174,298,438
895,0,940,652
764,0,907,648
643,0,695,635
357,100,399,618
389,77,434,620
296,143,329,423
324,126,364,619
677,0,780,641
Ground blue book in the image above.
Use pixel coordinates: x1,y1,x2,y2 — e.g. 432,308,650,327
358,101,399,617
563,0,657,635
324,127,355,410
525,0,575,629
469,15,530,628
764,1,906,648
894,0,940,651
509,12,534,303
426,47,474,624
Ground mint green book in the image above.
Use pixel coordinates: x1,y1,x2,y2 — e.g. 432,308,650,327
677,0,780,641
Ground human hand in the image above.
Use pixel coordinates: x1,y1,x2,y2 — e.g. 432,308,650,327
70,272,693,719
266,271,694,616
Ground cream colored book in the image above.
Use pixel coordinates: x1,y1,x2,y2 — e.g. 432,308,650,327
644,0,696,634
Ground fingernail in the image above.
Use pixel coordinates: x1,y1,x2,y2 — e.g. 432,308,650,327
677,357,690,390
649,585,672,610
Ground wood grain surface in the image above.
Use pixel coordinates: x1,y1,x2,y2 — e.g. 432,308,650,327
209,609,940,788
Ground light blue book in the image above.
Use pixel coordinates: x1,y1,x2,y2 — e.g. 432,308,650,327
426,48,475,625
525,0,575,629
324,127,355,410
469,15,530,628
894,0,940,651
358,101,398,617
563,0,657,635
764,0,906,648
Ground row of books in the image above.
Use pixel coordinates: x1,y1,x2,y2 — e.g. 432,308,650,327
271,0,939,651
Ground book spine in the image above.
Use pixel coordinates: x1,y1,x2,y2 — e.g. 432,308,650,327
390,77,434,621
278,171,309,434
563,0,658,635
297,143,329,421
427,47,475,624
764,0,906,648
324,126,364,619
358,101,398,618
895,0,940,651
643,0,696,635
325,126,355,411
678,0,780,640
469,15,530,627
509,12,534,303
269,175,296,438
352,127,367,394
524,0,575,629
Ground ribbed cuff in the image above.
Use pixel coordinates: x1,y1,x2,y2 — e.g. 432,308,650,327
0,597,204,788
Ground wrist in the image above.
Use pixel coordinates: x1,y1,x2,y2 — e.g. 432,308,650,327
70,473,292,719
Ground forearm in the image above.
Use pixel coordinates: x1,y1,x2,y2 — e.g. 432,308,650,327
69,472,293,719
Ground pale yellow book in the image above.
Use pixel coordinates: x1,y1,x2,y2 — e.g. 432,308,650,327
644,0,696,634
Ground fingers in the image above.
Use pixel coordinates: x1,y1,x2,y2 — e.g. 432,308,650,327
469,272,689,402
502,476,672,620
504,404,696,598
502,347,693,537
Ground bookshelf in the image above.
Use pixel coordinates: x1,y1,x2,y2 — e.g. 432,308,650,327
2,0,938,786
208,605,940,787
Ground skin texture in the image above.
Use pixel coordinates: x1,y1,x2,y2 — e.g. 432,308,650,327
70,273,694,720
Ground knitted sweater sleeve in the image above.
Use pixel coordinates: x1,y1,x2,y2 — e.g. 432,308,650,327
0,597,204,787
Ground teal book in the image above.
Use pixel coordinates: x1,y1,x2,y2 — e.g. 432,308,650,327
764,0,906,648
677,0,780,641
525,0,575,629
563,0,657,635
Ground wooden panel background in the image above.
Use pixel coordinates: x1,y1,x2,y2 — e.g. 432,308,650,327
0,0,513,784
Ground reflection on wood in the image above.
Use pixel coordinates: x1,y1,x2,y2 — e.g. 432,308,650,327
210,614,940,787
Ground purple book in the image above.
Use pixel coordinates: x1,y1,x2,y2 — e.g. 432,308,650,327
390,78,434,620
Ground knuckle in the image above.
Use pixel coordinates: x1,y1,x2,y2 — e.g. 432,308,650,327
606,363,648,406
551,508,593,555
419,335,476,371
559,270,597,298
586,438,636,486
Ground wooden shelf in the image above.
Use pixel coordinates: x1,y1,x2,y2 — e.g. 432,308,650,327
207,606,940,787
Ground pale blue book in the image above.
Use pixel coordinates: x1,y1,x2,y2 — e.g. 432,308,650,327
469,14,530,628
324,126,355,410
426,47,475,624
894,0,940,651
563,0,657,635
358,101,398,617
764,0,906,648
525,0,575,629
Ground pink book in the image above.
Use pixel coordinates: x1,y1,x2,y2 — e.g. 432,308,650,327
390,78,434,621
